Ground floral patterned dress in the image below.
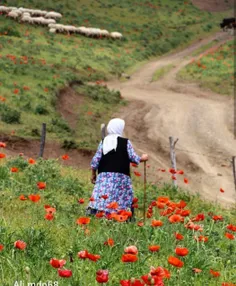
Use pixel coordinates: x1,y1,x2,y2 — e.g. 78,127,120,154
88,140,140,214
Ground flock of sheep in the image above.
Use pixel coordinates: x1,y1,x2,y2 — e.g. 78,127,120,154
0,6,123,39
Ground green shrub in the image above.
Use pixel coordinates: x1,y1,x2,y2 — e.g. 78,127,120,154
34,105,49,115
0,105,21,124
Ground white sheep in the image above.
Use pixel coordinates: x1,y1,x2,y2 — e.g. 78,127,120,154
49,28,56,33
45,12,62,19
0,6,16,13
100,29,109,37
53,24,65,33
8,10,20,20
31,10,47,16
110,32,123,39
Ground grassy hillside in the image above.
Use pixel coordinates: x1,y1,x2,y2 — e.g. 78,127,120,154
0,154,235,285
178,40,234,95
0,0,231,149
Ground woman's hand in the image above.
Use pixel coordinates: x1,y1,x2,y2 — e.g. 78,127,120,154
91,175,96,184
91,169,97,184
140,154,148,162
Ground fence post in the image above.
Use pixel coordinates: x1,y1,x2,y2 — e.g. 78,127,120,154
39,123,46,158
101,123,106,140
232,156,236,192
169,136,178,187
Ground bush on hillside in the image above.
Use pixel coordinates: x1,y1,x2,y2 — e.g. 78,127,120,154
0,105,21,124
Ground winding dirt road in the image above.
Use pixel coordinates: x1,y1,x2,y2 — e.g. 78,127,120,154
108,32,235,207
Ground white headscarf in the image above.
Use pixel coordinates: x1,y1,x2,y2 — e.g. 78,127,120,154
103,118,125,155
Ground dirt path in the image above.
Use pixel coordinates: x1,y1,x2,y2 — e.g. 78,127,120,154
109,32,235,207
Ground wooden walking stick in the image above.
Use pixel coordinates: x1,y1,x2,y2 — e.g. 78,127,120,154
143,161,147,222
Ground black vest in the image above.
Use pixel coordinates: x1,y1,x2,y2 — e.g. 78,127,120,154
98,137,130,176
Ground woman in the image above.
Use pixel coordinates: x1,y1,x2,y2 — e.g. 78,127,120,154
86,118,148,216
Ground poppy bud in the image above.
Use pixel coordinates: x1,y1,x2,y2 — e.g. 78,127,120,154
25,266,30,274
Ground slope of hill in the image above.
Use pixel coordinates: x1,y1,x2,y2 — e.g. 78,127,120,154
0,154,235,285
0,0,232,149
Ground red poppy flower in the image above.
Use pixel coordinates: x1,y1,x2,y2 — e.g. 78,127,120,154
134,171,141,177
78,250,88,259
192,213,205,222
0,244,4,251
176,200,187,209
89,197,95,202
0,142,6,148
148,245,160,252
168,256,184,268
151,220,163,227
176,209,190,217
78,198,84,204
50,258,66,268
76,217,90,225
220,188,225,193
11,167,19,173
14,240,27,250
185,222,203,231
28,194,41,202
131,163,138,168
212,215,223,221
0,153,6,159
225,232,235,240
226,224,236,232
104,238,114,247
120,279,144,286
107,201,119,209
184,178,188,184
174,232,184,240
13,89,19,94
96,211,104,218
192,268,202,273
210,269,220,277
44,88,49,93
112,213,129,223
157,197,169,204
149,266,170,279
137,221,144,227
45,213,54,220
124,245,138,255
175,247,189,256
96,269,109,283
156,202,164,209
141,275,164,286
86,252,100,262
177,170,184,175
195,235,208,242
169,168,177,174
28,158,36,164
58,269,72,278
160,169,166,172
62,154,69,160
168,214,183,223
19,195,27,201
37,182,46,190
121,254,138,262
222,283,236,286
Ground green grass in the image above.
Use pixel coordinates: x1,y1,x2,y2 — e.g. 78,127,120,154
152,64,175,82
177,40,234,95
0,156,235,285
0,0,233,149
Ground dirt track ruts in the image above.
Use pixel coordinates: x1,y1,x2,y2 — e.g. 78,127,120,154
108,32,235,207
